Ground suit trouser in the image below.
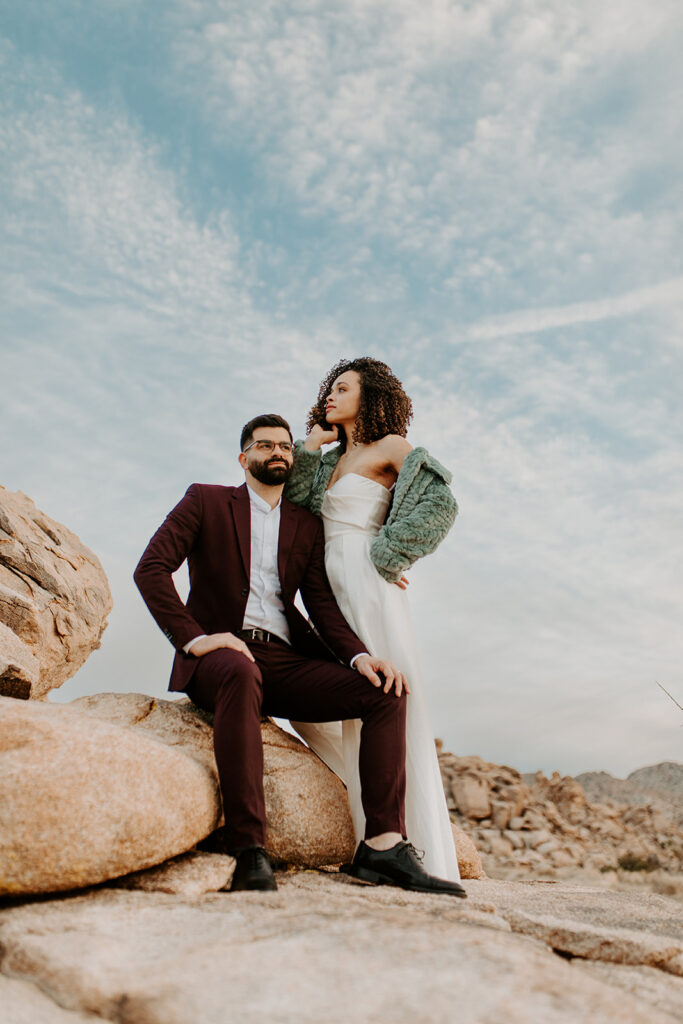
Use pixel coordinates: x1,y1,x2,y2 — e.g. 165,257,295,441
185,640,407,851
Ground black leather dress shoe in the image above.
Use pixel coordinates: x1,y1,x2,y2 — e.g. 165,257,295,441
345,841,467,898
196,825,232,855
230,846,278,892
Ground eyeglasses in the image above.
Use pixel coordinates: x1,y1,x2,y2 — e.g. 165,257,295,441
242,439,294,454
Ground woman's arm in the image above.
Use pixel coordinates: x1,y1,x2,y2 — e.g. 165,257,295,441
283,442,320,508
284,425,339,508
370,472,458,583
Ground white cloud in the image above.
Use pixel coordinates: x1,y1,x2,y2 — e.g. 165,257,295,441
464,277,683,340
3,9,682,777
168,0,683,309
401,324,683,775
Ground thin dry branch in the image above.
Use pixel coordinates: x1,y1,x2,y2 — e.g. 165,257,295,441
656,680,683,714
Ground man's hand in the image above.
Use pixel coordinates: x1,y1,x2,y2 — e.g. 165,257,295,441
354,654,410,697
189,632,255,663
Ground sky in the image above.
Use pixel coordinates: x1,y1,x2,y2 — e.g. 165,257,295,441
1,0,682,777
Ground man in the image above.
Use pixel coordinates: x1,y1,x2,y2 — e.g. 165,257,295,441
134,414,465,897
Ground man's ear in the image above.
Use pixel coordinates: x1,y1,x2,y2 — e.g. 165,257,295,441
238,452,248,471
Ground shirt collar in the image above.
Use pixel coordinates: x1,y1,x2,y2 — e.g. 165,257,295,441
247,484,281,514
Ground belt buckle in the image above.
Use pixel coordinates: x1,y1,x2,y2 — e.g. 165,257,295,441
243,627,271,642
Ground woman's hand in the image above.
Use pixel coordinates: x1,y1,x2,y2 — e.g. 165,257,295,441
304,423,339,451
393,575,410,590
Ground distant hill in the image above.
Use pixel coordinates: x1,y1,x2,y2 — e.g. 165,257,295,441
575,762,682,828
626,762,683,796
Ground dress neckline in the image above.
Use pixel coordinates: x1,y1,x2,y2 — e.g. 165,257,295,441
325,472,393,496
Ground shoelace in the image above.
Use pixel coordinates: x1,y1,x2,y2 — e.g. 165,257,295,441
400,842,426,864
243,847,268,871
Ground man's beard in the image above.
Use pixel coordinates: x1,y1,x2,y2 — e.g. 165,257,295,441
249,458,293,486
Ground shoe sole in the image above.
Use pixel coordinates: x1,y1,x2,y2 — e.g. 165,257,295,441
350,864,466,898
229,880,278,892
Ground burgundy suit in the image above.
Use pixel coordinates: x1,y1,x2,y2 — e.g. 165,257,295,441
134,482,407,851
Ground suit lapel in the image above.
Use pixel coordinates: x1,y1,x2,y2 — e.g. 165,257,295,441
230,484,251,580
277,498,300,586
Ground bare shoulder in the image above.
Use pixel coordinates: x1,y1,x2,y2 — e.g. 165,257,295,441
375,434,413,470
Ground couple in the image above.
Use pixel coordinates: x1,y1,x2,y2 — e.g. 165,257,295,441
134,356,463,896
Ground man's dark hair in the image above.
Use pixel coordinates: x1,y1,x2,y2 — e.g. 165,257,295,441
240,414,293,451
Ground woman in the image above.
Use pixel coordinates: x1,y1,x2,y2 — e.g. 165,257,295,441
285,357,460,880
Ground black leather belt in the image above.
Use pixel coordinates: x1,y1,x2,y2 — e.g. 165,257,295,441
236,628,284,644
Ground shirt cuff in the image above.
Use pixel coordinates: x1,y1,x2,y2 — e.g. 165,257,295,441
183,634,207,654
350,652,370,669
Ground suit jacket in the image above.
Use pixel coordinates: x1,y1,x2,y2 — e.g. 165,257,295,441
133,482,366,692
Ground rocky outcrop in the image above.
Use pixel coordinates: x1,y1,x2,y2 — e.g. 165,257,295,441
0,695,220,895
74,693,483,879
0,875,681,1023
577,764,683,828
0,487,112,699
0,692,359,895
437,748,683,881
70,692,357,869
0,692,480,898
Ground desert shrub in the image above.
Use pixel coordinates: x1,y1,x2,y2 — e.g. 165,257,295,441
617,853,660,872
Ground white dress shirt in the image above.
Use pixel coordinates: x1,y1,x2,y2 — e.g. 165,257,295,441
184,485,367,666
242,486,291,642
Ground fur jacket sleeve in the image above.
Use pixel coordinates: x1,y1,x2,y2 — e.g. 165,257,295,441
285,441,458,583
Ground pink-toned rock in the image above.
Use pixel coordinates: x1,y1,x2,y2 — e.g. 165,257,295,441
71,692,357,868
0,974,102,1023
0,696,220,896
72,694,482,878
452,773,491,820
0,621,40,699
533,771,588,825
1,877,682,1024
491,799,513,830
113,852,236,896
0,487,112,699
451,824,485,879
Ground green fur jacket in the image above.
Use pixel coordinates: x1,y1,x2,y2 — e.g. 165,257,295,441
284,441,458,583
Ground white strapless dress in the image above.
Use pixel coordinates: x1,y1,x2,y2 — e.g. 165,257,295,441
292,472,460,881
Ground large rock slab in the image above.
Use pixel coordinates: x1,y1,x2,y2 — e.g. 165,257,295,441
113,852,236,896
0,877,681,1023
0,487,112,698
70,692,357,867
0,975,102,1024
465,878,683,975
0,696,220,895
577,962,683,1023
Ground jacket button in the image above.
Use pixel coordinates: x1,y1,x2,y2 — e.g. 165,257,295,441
241,588,249,598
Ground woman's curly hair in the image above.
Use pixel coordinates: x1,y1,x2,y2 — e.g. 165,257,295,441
306,357,413,449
